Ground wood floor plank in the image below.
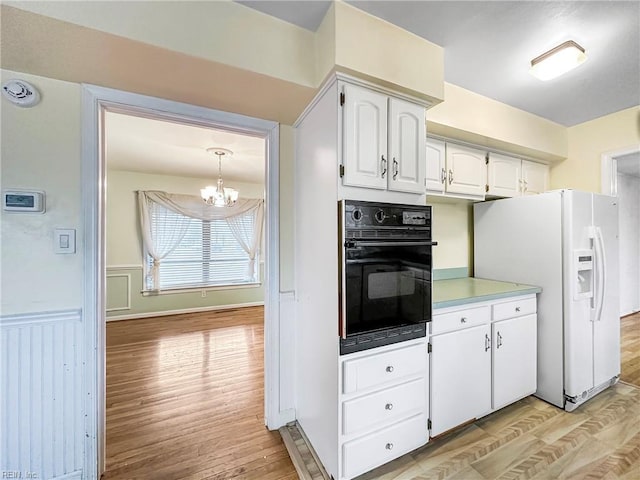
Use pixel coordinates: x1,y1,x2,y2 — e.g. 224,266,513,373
103,306,296,480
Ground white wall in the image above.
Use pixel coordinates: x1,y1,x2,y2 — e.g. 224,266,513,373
617,172,640,315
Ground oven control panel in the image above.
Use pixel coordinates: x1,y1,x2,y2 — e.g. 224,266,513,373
344,200,431,229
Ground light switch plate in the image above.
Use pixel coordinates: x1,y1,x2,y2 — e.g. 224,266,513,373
54,228,76,254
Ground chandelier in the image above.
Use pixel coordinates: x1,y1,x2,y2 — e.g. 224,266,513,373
201,147,239,207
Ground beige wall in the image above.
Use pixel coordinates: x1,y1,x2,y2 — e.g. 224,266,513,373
0,70,83,315
6,0,317,87
551,106,640,193
427,198,473,271
428,83,567,162
104,169,267,318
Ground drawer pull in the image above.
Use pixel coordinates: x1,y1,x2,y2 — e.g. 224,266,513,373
385,403,393,411
460,317,467,323
515,306,521,312
385,442,394,450
386,365,394,373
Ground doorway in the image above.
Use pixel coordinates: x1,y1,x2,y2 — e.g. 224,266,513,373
81,85,282,479
601,147,640,316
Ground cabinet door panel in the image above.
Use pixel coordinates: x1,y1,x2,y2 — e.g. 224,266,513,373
388,98,426,193
342,84,388,190
492,314,537,409
446,145,487,196
521,161,549,195
426,138,446,193
430,325,491,436
487,153,521,197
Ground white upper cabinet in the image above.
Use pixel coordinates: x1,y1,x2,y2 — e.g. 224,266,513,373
342,84,388,190
445,144,487,197
521,160,549,195
487,152,522,197
425,138,446,194
342,83,426,194
388,98,427,194
487,153,549,197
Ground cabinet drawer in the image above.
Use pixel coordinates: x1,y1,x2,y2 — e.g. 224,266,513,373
342,343,426,395
493,296,536,321
431,305,490,335
342,413,427,479
342,378,426,436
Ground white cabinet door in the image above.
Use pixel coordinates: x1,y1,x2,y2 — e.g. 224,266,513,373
487,153,522,197
446,144,487,196
430,324,491,437
492,314,537,409
388,98,426,194
425,138,446,193
521,160,549,195
342,84,388,190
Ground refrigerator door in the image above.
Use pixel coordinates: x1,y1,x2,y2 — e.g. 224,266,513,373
563,191,595,398
592,194,620,386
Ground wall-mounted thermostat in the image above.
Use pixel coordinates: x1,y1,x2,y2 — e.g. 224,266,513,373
3,190,45,213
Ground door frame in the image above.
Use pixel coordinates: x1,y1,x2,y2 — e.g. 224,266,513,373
81,85,281,478
601,145,640,195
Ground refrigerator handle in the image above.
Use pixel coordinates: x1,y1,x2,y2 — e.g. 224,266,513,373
594,227,607,322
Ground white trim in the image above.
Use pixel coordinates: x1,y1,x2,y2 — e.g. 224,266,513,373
105,273,131,312
51,471,83,480
0,308,82,327
141,282,262,295
601,145,640,195
106,264,143,270
82,84,281,480
106,301,265,321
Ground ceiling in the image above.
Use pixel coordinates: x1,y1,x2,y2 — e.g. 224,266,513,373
105,111,265,183
236,0,640,127
617,152,640,178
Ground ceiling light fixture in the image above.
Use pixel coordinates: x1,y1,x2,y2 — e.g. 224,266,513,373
529,40,587,81
201,147,239,207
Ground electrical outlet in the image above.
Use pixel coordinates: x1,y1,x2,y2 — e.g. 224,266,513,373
201,290,207,298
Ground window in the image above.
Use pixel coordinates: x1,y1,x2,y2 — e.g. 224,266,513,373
144,202,259,291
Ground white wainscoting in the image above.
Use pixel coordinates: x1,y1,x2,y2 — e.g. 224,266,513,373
0,310,84,480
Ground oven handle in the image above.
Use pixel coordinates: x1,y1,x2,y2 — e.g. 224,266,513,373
345,240,438,248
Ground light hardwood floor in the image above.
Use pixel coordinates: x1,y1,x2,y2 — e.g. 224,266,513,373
104,306,297,480
105,308,640,479
621,312,640,387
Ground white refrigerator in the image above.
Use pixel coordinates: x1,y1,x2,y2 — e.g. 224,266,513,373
474,190,620,411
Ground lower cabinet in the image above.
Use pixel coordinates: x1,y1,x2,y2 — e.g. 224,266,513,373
493,314,537,409
430,294,537,437
430,324,491,437
339,338,429,479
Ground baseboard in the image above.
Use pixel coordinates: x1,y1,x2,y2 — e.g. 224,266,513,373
105,301,264,321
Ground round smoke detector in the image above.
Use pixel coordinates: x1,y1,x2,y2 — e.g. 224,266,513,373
2,79,40,107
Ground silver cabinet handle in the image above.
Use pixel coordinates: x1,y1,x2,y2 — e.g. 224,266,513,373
515,306,521,312
385,403,393,410
381,155,387,178
448,169,453,184
523,179,528,192
393,157,399,180
386,365,394,373
385,443,394,450
485,333,491,352
460,317,467,323
441,167,446,184
497,331,503,349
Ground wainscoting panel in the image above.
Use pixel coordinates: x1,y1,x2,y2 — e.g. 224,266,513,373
0,310,84,480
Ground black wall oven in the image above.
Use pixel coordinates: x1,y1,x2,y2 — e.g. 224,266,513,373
339,200,436,354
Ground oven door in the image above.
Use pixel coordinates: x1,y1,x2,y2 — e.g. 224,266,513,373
342,240,433,338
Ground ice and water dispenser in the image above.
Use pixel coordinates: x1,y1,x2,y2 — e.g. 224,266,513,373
574,249,594,300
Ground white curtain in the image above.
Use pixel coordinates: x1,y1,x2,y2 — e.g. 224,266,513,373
138,191,193,290
138,190,264,288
